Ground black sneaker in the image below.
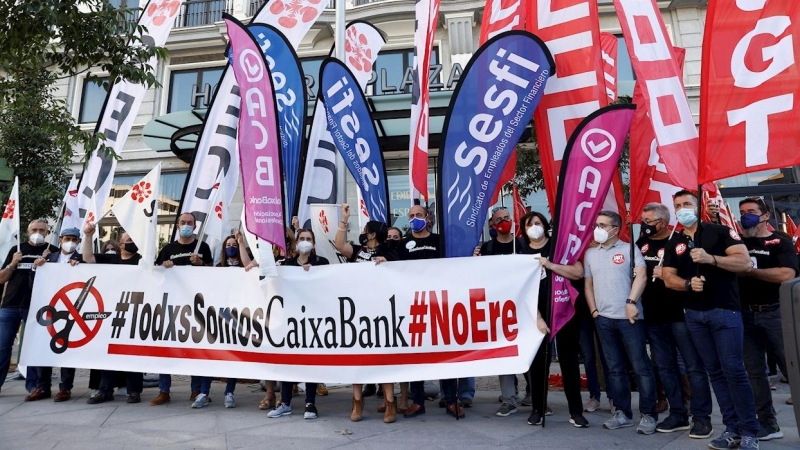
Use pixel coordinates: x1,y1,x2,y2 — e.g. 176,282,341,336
689,418,713,439
756,421,783,441
527,410,543,426
303,403,318,420
570,414,589,428
656,415,691,433
87,393,114,404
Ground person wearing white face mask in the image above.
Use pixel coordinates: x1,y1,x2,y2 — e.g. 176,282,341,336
0,219,59,397
583,211,657,435
30,227,83,403
517,212,589,429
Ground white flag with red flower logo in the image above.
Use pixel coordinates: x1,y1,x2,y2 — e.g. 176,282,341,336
0,177,20,261
309,204,348,264
202,172,229,250
112,164,161,266
60,174,81,233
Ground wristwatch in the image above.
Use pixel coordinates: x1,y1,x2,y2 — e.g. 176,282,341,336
625,298,637,304
684,279,692,291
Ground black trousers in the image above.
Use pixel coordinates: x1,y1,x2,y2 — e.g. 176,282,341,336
528,316,584,416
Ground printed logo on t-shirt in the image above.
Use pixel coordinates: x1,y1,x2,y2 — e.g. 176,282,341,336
612,254,625,264
405,241,416,250
641,244,649,254
676,243,687,256
657,248,664,259
765,238,781,246
729,229,742,241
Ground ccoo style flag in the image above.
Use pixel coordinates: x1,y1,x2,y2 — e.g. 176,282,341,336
319,59,390,224
600,32,618,101
76,0,185,224
224,15,285,251
699,1,800,183
111,164,162,266
179,0,327,235
549,104,635,338
297,21,385,228
438,31,554,258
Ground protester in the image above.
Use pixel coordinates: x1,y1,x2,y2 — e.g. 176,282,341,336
29,227,83,402
737,197,797,441
151,212,213,406
387,227,402,242
516,211,589,428
192,233,253,409
662,190,758,450
394,205,463,419
333,204,398,422
584,211,657,434
268,228,328,420
706,199,722,225
0,220,59,396
81,224,145,404
637,203,713,438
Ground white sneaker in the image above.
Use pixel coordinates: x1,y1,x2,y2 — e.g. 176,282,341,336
584,397,600,412
224,392,235,408
191,393,210,408
115,387,127,397
268,403,292,418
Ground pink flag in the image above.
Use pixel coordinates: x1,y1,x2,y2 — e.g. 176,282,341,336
550,104,635,338
224,14,285,252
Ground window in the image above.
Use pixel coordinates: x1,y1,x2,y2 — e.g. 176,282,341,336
179,0,229,28
616,36,636,97
167,67,224,113
78,78,109,124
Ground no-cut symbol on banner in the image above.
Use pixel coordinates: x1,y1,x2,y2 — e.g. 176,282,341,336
36,276,108,354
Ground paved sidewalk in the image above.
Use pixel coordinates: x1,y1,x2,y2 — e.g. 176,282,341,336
0,371,796,450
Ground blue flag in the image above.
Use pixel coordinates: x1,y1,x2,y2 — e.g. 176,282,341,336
319,58,389,224
438,31,554,257
248,24,306,218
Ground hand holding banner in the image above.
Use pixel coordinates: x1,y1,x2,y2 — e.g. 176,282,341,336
224,14,286,252
549,104,635,338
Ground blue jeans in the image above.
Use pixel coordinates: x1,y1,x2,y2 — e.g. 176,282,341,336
197,377,238,396
594,316,657,419
684,308,759,437
580,314,609,401
742,308,786,424
647,321,712,422
0,307,28,391
439,377,475,401
159,374,201,394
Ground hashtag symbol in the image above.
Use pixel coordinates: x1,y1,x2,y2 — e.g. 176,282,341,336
111,292,131,339
408,291,428,347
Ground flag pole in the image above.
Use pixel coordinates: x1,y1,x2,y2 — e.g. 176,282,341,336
334,0,346,206
195,184,221,253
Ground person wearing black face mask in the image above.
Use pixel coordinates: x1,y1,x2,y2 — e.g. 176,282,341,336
637,203,713,437
737,197,797,441
82,224,145,405
334,204,394,264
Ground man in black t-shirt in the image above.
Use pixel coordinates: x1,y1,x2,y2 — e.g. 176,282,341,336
151,213,212,407
82,224,144,405
0,219,58,395
638,203,712,437
737,197,797,441
662,190,758,449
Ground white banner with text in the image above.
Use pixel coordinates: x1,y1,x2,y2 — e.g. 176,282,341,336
21,256,543,383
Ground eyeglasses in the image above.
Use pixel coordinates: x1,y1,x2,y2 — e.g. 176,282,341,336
491,206,508,213
741,196,769,214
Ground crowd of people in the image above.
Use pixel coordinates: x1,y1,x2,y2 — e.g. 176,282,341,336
0,191,795,449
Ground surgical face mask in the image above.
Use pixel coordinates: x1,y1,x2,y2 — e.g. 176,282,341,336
61,241,77,253
297,240,313,254
29,232,45,245
409,217,427,233
594,227,612,244
495,219,512,235
105,250,117,255
676,208,698,227
225,246,239,258
527,224,544,241
740,213,763,230
179,225,194,238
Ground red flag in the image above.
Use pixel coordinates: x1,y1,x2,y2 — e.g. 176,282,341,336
614,0,698,190
527,0,607,214
629,47,686,225
699,1,800,184
511,180,526,237
408,0,439,202
600,32,618,101
786,216,797,236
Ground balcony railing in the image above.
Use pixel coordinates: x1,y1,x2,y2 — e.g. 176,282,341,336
174,0,234,28
353,0,385,5
248,0,336,17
